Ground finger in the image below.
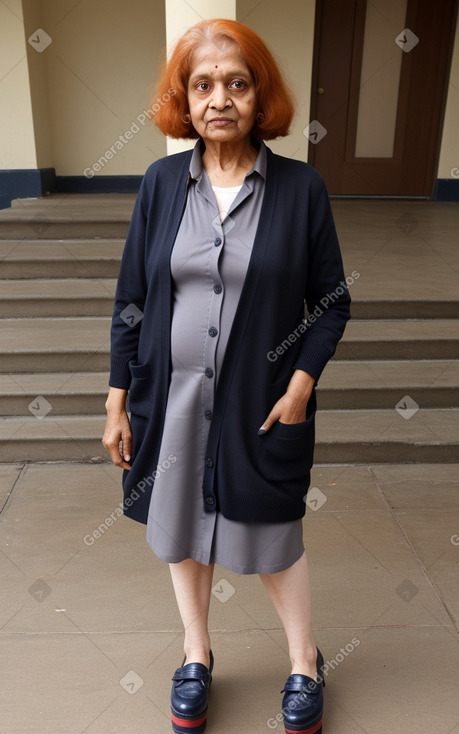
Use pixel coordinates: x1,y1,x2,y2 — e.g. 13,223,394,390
111,447,131,471
114,436,131,470
106,442,124,466
258,407,281,435
102,435,130,470
121,428,132,462
118,459,132,471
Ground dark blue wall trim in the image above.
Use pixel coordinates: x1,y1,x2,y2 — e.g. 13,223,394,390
0,168,55,210
55,175,142,194
3,170,456,208
0,170,143,209
433,178,459,201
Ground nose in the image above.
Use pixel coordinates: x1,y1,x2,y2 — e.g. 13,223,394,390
210,83,231,110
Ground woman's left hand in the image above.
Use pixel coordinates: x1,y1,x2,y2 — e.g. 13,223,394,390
258,369,315,433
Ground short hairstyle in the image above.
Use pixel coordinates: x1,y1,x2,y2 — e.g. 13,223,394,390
153,19,294,140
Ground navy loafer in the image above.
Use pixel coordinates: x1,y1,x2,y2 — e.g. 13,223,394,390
171,651,214,733
281,648,325,734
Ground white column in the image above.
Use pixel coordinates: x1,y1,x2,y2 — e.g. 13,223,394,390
164,0,236,154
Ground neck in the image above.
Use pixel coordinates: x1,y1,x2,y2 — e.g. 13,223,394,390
201,137,258,173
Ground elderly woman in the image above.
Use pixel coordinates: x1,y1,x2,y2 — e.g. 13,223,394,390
103,18,350,734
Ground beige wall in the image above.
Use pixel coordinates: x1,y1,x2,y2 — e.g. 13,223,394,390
0,0,37,168
23,0,53,168
237,0,316,162
1,0,458,181
22,0,167,176
166,0,236,52
438,12,459,179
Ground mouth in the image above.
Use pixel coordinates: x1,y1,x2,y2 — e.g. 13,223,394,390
208,118,235,127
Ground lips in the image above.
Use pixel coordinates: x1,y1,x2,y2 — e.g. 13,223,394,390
209,118,234,126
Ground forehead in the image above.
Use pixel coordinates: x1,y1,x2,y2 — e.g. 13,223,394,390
189,39,251,78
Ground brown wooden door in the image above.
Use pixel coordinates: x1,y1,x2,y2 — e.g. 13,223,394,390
308,0,458,196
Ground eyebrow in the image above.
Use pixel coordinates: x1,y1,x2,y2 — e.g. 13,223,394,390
189,69,251,83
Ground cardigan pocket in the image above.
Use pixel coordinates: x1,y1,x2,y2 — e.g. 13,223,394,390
259,390,316,483
127,361,153,420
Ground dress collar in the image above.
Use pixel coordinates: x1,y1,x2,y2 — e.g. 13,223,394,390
189,137,267,182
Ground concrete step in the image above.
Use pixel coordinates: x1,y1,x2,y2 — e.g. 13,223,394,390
0,239,124,278
0,195,134,239
315,408,459,463
0,415,107,461
0,372,108,416
0,318,110,373
1,270,457,324
2,318,459,374
317,360,459,409
2,274,458,321
1,244,458,317
0,279,116,317
335,319,459,360
0,218,129,240
1,361,457,417
350,301,459,319
0,409,457,463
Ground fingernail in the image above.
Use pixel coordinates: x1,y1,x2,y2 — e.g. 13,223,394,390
258,428,266,435
124,455,130,461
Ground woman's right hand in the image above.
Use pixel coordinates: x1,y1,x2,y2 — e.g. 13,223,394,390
102,388,132,470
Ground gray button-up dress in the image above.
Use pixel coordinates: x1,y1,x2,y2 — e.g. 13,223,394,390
146,140,303,574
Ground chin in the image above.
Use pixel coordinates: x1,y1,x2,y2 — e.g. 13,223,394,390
204,127,244,141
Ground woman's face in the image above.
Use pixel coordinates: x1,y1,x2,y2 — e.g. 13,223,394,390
187,39,257,145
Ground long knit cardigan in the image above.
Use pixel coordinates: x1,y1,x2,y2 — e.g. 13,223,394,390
109,144,351,525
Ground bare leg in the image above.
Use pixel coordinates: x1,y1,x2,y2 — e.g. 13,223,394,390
260,551,318,677
169,558,214,668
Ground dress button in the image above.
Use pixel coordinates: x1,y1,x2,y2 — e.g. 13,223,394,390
208,327,218,337
206,458,214,468
206,497,215,505
214,237,222,247
205,410,212,420
205,368,214,378
213,284,222,294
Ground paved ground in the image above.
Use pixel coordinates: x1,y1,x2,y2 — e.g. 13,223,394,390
1,461,458,733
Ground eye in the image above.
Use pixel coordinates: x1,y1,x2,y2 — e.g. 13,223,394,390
230,79,246,90
196,82,211,92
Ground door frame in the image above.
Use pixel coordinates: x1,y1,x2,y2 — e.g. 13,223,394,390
308,0,459,197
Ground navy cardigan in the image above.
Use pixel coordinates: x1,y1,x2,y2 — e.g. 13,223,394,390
109,144,351,524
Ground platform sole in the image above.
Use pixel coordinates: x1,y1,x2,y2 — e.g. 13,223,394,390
284,717,322,734
171,709,207,733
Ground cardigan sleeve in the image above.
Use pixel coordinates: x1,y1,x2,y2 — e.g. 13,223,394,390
293,173,351,381
108,174,150,389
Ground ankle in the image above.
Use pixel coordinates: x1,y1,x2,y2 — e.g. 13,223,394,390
183,642,211,668
290,646,318,677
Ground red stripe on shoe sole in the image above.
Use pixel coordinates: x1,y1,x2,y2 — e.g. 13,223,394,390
285,719,322,734
171,712,207,728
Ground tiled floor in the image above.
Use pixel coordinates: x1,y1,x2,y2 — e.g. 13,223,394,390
1,461,458,733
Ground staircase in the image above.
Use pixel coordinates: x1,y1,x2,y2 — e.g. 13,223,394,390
0,196,128,462
0,195,458,463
